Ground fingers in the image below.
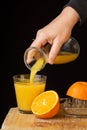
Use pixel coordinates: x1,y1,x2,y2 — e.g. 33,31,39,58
30,39,42,48
48,39,63,64
30,31,48,48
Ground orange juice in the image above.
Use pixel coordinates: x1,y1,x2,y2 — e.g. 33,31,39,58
30,58,44,83
54,52,78,64
14,81,46,112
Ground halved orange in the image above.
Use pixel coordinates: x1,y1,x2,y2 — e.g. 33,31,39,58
31,90,60,119
67,81,87,100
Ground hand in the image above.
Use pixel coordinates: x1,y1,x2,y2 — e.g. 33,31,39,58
30,7,79,64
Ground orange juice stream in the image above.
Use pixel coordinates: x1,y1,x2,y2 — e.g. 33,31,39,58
30,58,44,83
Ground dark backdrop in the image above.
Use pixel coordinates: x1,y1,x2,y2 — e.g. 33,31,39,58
0,0,87,127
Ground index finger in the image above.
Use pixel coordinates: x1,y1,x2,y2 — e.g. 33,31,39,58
30,36,47,48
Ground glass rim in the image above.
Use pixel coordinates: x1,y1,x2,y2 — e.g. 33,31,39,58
13,74,47,81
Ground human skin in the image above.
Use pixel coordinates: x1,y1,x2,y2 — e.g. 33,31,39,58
30,6,80,64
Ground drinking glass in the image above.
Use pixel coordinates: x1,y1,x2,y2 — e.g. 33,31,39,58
13,74,47,113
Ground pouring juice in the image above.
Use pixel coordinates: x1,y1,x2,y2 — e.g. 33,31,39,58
24,37,80,71
13,37,80,113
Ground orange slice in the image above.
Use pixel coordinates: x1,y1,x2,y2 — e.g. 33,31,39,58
67,81,87,100
31,90,60,119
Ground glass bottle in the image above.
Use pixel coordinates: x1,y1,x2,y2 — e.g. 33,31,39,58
24,37,80,70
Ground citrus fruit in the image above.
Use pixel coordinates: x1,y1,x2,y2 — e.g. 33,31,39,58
31,90,60,119
66,81,87,100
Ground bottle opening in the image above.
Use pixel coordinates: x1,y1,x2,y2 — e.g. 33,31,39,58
24,47,47,70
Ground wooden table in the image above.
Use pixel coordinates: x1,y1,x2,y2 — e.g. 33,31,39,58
1,107,87,130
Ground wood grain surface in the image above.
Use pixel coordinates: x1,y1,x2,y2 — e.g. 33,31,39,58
1,107,87,130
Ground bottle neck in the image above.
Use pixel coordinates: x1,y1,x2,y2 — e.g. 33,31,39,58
24,47,47,70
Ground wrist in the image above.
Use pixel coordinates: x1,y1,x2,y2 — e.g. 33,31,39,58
61,6,80,29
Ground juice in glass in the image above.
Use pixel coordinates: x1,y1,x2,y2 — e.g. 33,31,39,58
13,74,47,113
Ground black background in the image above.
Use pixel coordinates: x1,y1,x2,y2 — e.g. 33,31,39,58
0,0,87,126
